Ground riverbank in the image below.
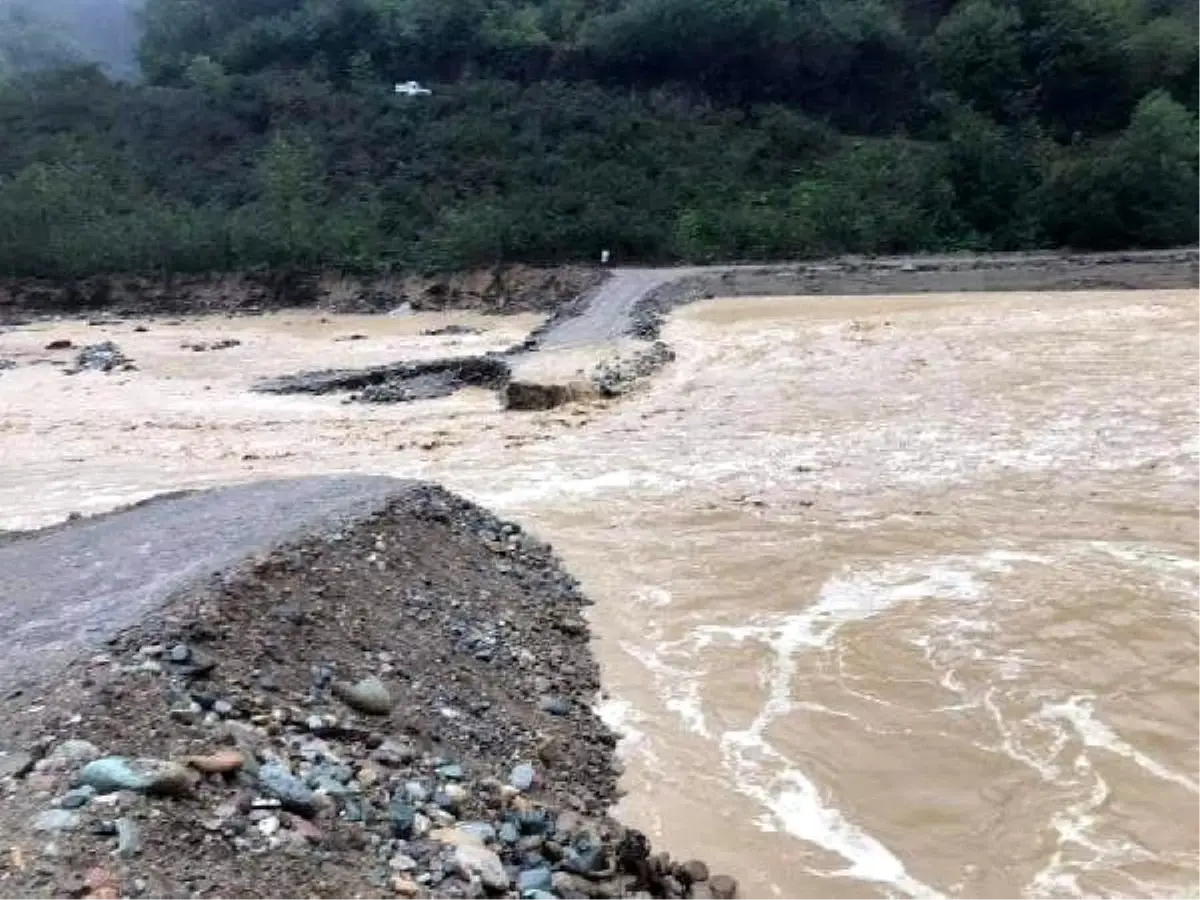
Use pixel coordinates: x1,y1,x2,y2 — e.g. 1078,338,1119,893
0,267,605,325
0,479,734,899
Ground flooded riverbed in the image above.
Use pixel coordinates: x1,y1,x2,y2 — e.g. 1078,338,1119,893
1,289,1196,898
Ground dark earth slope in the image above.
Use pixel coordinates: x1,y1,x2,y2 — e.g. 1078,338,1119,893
0,478,733,899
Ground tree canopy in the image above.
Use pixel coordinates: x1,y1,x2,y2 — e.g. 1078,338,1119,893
0,0,1195,276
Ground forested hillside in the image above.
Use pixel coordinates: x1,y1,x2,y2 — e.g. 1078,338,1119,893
0,0,1196,277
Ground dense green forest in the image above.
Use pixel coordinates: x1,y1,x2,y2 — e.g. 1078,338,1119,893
0,0,1196,277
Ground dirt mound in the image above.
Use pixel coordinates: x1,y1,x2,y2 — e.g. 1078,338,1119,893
0,481,732,899
503,382,599,412
254,355,512,405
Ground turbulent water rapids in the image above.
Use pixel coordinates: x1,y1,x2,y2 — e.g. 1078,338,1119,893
1,288,1196,899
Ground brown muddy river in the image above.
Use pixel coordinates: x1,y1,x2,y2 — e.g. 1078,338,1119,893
1,289,1197,899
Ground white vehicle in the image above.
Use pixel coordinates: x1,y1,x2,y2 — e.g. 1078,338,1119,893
394,81,432,97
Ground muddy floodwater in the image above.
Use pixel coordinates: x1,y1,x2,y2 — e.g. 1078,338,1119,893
1,289,1197,899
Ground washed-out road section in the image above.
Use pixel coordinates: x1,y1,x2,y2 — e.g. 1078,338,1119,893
0,475,409,695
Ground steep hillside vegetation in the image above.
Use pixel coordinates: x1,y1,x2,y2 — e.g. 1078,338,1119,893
0,0,1196,277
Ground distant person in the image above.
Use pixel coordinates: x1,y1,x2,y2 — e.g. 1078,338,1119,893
600,249,611,266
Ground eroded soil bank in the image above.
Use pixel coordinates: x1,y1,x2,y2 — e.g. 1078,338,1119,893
0,480,734,899
0,266,605,323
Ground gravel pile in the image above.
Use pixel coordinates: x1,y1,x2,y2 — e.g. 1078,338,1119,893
590,343,675,398
255,356,512,404
0,485,733,899
181,339,241,352
68,342,135,374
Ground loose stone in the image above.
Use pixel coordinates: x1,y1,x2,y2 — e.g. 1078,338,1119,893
332,676,393,715
509,762,536,792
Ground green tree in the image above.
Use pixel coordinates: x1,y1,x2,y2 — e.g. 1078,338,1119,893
255,132,329,265
790,139,966,254
1045,90,1198,247
927,0,1028,121
942,103,1045,248
1024,0,1139,137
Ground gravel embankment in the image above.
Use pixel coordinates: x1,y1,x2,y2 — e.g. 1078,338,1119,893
0,480,734,899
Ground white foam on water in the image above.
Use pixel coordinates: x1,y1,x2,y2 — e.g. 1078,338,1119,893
659,561,986,898
594,695,658,766
622,640,712,739
1026,752,1161,899
1040,695,1199,794
1087,542,1200,609
632,585,673,608
468,468,647,506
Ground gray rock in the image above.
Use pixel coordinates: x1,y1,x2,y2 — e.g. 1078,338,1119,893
433,789,461,814
517,868,553,894
679,860,709,884
454,843,509,892
551,871,593,897
515,808,551,836
311,775,353,796
709,875,738,899
458,822,497,845
413,812,432,838
116,817,141,858
0,750,34,779
72,341,131,373
403,780,429,803
168,703,200,724
80,757,193,797
257,815,281,837
371,741,415,766
509,762,536,792
390,801,417,838
333,676,393,715
517,835,545,856
498,821,520,845
390,853,419,872
554,810,581,838
437,763,465,780
33,809,80,832
538,695,571,716
168,643,191,663
48,739,100,766
58,786,96,809
257,762,317,816
212,699,234,716
562,835,608,875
